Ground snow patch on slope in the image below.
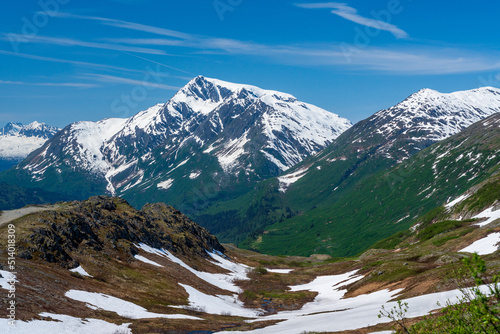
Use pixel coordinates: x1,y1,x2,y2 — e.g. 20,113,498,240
445,194,471,208
67,118,128,174
473,207,500,227
69,266,92,277
218,271,496,334
136,243,250,293
134,255,163,267
66,290,201,320
0,270,16,290
157,178,174,190
175,284,261,317
0,313,132,334
189,171,201,179
216,130,250,172
459,232,500,255
278,167,310,192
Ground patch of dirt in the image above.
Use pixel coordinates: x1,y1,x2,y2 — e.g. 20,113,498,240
0,205,54,227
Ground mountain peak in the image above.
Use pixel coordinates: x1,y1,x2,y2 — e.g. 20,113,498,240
11,77,352,208
367,86,500,157
1,121,59,138
406,86,500,103
184,76,298,102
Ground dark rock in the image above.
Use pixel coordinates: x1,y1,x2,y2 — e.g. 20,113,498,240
18,251,32,260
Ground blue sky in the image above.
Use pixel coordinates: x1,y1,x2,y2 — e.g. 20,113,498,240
1,0,500,128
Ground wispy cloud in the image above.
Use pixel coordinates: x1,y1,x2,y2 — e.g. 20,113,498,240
118,52,194,76
0,80,98,88
55,12,264,53
53,12,192,40
26,12,500,75
83,73,180,90
2,34,170,55
295,2,409,39
287,46,500,74
0,50,192,79
0,50,141,73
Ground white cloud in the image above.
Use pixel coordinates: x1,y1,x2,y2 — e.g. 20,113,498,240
83,73,180,90
2,34,170,55
295,2,409,39
0,80,98,88
0,50,142,73
23,12,500,75
53,12,192,40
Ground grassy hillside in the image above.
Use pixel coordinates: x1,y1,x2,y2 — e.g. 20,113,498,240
198,113,500,257
0,182,67,210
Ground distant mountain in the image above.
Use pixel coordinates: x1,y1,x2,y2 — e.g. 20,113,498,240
1,76,351,210
0,121,59,171
196,88,500,255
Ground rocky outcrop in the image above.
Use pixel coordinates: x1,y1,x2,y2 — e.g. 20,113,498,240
17,196,225,268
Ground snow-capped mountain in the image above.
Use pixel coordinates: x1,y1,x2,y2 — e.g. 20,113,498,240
364,87,500,160
283,86,500,186
196,88,500,255
0,122,59,171
6,76,351,209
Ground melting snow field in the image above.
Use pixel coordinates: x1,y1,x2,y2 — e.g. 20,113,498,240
212,271,490,334
134,254,163,267
157,178,174,190
459,232,500,255
473,207,500,227
136,244,262,317
137,243,250,293
277,167,309,192
5,242,497,333
0,313,132,334
65,290,201,320
174,284,261,317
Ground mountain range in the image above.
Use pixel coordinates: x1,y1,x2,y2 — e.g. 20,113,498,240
1,76,351,212
195,87,500,255
0,121,59,171
1,79,499,258
0,77,500,333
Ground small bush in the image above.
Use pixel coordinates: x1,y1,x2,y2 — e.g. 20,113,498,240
417,220,469,241
254,266,268,275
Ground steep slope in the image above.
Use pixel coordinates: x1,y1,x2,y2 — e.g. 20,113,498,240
370,169,500,251
1,76,351,212
0,121,59,171
197,88,500,254
253,112,500,256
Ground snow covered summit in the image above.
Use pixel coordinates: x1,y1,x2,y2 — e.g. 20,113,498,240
11,76,352,208
366,86,500,160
